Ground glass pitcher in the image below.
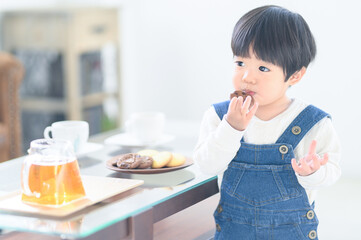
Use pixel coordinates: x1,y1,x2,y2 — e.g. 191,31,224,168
21,139,86,206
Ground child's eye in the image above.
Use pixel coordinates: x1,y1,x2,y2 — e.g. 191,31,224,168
259,66,270,72
236,61,245,67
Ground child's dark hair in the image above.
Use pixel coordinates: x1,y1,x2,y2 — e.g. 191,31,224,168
231,5,316,81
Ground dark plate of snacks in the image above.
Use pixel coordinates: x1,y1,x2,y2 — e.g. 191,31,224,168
105,150,193,174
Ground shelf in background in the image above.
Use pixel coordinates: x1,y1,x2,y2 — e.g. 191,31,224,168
20,98,66,113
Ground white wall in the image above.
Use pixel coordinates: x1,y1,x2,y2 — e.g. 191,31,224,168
1,0,360,177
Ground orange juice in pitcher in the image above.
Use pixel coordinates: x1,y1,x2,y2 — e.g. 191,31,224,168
21,139,86,206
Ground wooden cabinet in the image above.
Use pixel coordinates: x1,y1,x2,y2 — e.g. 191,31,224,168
1,8,121,148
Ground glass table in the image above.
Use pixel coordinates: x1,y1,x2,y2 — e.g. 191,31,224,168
0,130,218,240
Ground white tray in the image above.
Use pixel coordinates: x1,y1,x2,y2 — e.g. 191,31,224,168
0,176,143,217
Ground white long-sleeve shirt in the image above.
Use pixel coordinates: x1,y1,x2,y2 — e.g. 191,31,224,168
193,98,341,204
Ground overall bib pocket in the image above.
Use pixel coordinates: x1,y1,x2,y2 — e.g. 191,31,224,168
270,223,316,240
222,162,302,206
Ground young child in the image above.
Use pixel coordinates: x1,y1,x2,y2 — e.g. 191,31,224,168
194,5,341,240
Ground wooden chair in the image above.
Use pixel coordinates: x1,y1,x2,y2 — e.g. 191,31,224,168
0,52,24,162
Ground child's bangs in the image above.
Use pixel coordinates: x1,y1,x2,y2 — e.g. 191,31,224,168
231,16,287,69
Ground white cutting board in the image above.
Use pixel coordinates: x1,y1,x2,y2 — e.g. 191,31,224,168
0,175,144,217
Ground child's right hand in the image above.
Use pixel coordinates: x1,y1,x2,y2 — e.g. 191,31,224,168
226,96,258,131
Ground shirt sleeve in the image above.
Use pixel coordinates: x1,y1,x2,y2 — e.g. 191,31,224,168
294,117,342,190
193,106,244,176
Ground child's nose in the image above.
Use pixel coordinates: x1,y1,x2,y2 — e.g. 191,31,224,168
242,71,249,80
242,70,256,84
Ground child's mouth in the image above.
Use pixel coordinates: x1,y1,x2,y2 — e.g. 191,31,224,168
243,90,255,96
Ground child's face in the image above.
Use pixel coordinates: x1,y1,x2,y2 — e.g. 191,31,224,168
232,51,294,109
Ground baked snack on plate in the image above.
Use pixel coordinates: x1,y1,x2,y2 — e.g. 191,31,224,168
112,153,153,169
138,150,187,168
151,151,173,168
166,153,186,167
107,149,190,174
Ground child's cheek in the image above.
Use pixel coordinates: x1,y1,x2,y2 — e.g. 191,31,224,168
232,72,242,89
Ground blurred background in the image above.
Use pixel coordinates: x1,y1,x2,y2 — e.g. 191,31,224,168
1,0,359,176
0,0,360,238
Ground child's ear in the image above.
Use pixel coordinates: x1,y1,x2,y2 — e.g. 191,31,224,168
288,67,307,86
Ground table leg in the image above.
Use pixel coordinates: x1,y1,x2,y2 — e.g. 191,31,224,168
129,208,154,240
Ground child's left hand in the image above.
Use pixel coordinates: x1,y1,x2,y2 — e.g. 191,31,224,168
291,140,329,176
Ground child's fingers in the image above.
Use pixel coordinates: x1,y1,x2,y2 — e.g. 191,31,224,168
299,158,312,173
229,96,241,115
292,152,328,176
291,158,309,175
310,156,320,170
291,158,302,173
247,101,259,118
235,96,244,112
229,96,238,111
242,96,252,109
320,153,329,165
308,140,317,155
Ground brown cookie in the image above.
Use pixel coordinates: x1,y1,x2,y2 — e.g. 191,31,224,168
110,157,119,167
137,156,153,169
116,153,142,169
230,90,254,106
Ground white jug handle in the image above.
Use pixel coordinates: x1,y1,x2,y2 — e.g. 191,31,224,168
44,126,52,139
21,156,36,197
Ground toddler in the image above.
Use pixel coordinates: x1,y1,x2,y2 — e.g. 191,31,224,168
194,5,341,240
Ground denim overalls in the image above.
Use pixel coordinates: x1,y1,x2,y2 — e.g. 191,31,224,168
213,101,329,240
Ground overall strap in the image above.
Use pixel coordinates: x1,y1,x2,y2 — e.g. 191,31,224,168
276,105,330,148
213,100,230,120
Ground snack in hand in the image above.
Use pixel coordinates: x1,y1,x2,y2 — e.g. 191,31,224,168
230,90,254,106
166,153,186,167
152,151,172,168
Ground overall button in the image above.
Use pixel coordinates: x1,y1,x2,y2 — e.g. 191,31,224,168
292,126,301,135
279,145,288,154
308,230,317,239
216,223,221,232
306,210,315,220
217,205,223,213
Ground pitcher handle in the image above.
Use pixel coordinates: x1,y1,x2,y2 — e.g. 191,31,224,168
21,155,36,197
44,126,52,139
